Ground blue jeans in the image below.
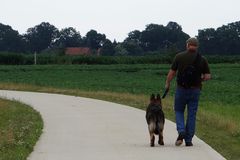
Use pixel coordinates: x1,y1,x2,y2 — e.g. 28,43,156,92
174,87,200,142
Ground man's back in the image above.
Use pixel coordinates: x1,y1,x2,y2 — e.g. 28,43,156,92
171,51,210,88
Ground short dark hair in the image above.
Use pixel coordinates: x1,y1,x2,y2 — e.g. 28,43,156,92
186,37,199,46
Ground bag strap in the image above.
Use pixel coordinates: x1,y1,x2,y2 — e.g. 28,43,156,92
192,52,201,67
191,52,203,76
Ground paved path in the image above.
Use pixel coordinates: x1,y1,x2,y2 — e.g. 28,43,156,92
0,90,225,160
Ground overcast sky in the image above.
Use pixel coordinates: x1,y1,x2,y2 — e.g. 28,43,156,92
1,0,240,41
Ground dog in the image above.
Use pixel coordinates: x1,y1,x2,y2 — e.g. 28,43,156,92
145,94,165,147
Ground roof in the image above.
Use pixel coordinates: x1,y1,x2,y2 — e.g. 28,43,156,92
65,47,92,55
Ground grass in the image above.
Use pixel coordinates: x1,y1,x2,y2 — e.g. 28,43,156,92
0,64,239,105
0,64,239,159
0,98,43,160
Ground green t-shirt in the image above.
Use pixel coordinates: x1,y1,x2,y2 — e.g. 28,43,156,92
171,50,210,88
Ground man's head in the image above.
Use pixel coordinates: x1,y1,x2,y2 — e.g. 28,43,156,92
186,37,199,52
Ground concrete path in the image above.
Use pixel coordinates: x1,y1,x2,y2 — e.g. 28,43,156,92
0,90,225,160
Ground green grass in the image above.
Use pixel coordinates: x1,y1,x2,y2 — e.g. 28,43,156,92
0,64,239,105
0,64,239,159
0,99,43,160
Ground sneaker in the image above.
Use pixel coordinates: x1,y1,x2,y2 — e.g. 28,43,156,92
175,132,185,146
185,142,193,147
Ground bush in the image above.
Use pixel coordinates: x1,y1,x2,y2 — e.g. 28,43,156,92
0,52,26,65
0,52,239,65
205,55,240,63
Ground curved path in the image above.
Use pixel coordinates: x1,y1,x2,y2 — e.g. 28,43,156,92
0,90,225,160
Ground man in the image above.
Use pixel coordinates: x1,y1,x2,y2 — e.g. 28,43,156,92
165,37,211,146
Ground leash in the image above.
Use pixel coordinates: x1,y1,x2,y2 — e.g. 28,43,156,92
161,88,169,99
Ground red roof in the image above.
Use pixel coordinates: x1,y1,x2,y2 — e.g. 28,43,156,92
65,47,92,55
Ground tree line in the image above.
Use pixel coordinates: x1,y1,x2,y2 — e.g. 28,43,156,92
198,21,240,55
0,21,240,55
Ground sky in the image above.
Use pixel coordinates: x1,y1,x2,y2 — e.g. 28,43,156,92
1,0,240,42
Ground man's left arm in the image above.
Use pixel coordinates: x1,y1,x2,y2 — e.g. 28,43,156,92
202,73,211,81
201,57,211,81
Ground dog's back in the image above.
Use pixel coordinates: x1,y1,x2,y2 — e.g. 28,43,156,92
146,94,165,146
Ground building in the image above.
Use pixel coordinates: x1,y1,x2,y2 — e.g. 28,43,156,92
65,47,92,56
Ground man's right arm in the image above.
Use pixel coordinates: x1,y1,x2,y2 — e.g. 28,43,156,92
165,54,178,90
165,69,176,90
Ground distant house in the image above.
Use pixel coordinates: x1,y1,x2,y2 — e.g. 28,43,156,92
65,47,92,56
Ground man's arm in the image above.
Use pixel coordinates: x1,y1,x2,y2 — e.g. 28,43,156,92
201,57,211,81
165,69,176,90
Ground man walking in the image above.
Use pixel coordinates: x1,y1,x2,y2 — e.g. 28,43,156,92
165,37,211,146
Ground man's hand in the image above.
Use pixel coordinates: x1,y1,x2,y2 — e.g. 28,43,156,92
202,74,211,81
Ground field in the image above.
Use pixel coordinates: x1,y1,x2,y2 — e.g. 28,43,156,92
0,64,239,159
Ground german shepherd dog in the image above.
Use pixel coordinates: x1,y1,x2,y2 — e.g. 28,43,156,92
146,94,165,147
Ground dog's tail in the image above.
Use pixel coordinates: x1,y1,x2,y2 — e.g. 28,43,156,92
148,121,156,134
148,118,160,135
154,111,165,135
154,121,160,134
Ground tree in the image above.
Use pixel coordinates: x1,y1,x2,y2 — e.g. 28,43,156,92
54,27,82,48
140,24,167,51
216,22,240,54
25,22,59,53
126,22,189,53
166,21,189,51
112,39,118,47
166,21,182,31
114,44,129,56
122,40,143,56
83,30,106,50
0,23,24,52
198,21,240,54
100,39,115,56
125,30,142,44
198,28,217,54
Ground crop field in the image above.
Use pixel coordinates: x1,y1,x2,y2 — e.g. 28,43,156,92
0,63,239,159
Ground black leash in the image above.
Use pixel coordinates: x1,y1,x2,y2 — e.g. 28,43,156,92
161,88,169,99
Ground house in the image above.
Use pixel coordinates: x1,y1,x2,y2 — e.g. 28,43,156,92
65,47,92,56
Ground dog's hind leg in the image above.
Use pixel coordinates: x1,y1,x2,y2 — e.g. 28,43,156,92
158,130,164,145
150,133,155,147
158,122,164,145
149,122,155,147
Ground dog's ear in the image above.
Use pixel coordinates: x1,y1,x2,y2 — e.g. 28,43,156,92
150,94,155,103
156,94,162,106
157,94,161,100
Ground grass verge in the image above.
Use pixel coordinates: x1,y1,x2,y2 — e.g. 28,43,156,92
0,98,43,160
